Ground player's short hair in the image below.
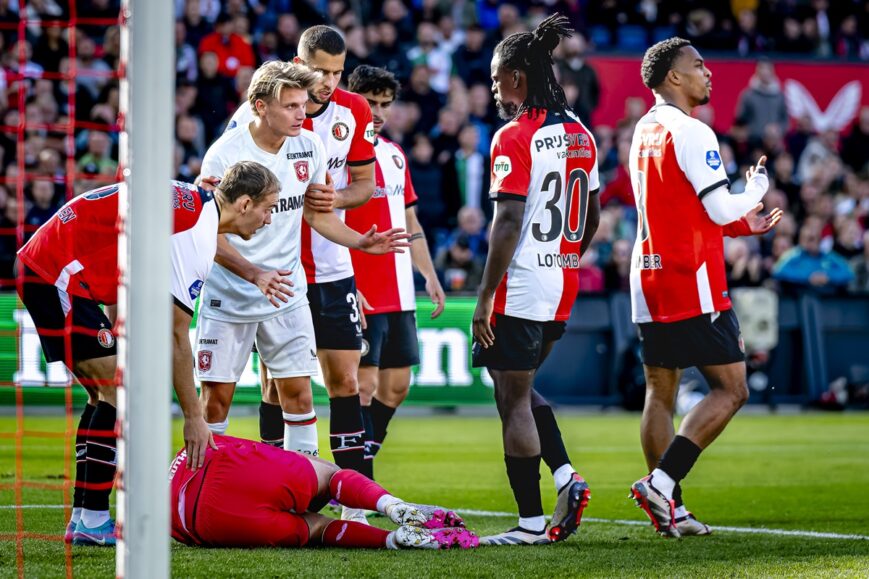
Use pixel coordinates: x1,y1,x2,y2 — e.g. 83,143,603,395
346,65,400,98
247,61,320,115
219,161,280,204
494,13,573,117
298,25,345,60
640,37,692,89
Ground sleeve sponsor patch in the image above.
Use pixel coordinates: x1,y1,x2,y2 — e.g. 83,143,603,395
493,155,512,178
188,279,204,301
364,121,375,143
705,150,722,169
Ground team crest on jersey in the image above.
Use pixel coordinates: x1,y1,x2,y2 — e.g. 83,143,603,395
58,206,76,223
705,150,721,169
198,350,212,372
332,121,350,141
294,160,310,182
392,155,404,170
493,155,512,178
97,328,115,349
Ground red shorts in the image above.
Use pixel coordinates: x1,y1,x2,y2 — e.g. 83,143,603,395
170,435,319,548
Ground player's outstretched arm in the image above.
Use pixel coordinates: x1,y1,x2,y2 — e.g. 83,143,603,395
702,156,770,226
723,203,783,237
473,200,526,348
214,234,294,307
172,304,217,471
406,206,445,318
304,205,411,254
335,161,375,209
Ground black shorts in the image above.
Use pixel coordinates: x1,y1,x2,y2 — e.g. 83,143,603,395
639,309,745,370
307,276,363,351
360,311,420,369
472,314,566,371
17,268,116,364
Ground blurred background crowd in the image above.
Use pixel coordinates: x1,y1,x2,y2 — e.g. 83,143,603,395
0,0,867,297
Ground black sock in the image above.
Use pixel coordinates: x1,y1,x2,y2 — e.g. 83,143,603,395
531,405,571,474
504,455,543,519
360,405,374,479
74,404,96,509
658,435,702,483
83,401,117,512
259,401,284,446
329,395,365,472
673,483,684,509
369,398,396,457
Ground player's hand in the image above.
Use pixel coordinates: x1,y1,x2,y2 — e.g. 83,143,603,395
743,203,783,235
305,172,336,213
197,176,221,191
357,225,412,255
255,269,294,307
472,294,495,349
183,415,217,472
746,155,767,181
426,275,446,319
356,290,372,330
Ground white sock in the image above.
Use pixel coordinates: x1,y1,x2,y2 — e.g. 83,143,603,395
674,505,689,519
518,515,546,533
81,509,110,528
553,464,576,491
70,507,82,524
650,468,676,500
206,417,228,435
376,494,402,514
283,411,319,455
385,531,399,550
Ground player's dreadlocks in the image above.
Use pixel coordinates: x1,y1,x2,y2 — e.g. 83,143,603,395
494,13,574,118
640,37,692,89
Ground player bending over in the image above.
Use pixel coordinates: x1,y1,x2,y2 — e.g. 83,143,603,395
16,162,291,545
344,65,446,509
627,38,781,537
170,435,477,550
471,14,600,546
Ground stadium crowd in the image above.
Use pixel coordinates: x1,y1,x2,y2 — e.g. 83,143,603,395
0,0,867,295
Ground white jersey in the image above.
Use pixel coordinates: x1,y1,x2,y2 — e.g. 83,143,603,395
488,109,600,322
226,88,375,283
199,123,326,322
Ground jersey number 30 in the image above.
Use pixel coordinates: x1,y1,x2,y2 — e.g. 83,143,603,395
531,168,590,243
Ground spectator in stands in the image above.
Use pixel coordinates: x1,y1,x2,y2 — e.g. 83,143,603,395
773,217,854,294
736,60,789,142
578,247,604,293
198,12,255,78
194,51,235,140
32,24,67,73
402,64,444,134
435,232,483,293
442,125,489,219
841,107,869,173
370,20,412,85
176,21,199,83
556,32,600,126
775,17,808,53
726,237,765,288
24,181,59,241
407,22,452,95
274,14,300,62
74,34,113,101
833,217,865,260
447,206,488,257
452,24,490,87
77,131,117,177
603,238,632,293
850,230,869,293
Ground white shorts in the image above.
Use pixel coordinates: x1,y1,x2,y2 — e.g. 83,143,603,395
194,306,319,382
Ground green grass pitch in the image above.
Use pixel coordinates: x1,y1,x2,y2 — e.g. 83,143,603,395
2,412,869,577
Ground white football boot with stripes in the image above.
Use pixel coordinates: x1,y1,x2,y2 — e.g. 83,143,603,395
480,527,552,546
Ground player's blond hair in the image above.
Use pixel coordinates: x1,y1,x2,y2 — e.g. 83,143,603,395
247,61,320,116
218,161,280,204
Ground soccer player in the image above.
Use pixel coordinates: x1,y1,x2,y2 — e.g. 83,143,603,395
170,435,478,550
344,65,446,498
471,15,600,546
226,27,376,478
16,161,291,545
196,63,406,458
627,38,782,537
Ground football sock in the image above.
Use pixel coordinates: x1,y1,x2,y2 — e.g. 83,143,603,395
81,508,110,528
329,469,388,510
206,417,228,435
322,519,390,549
282,411,318,455
375,494,402,514
674,505,689,519
73,404,96,510
328,395,365,472
258,401,283,446
360,405,375,479
519,516,546,533
673,483,684,508
504,455,544,521
369,398,396,458
82,401,116,513
650,468,676,499
553,464,577,491
71,507,82,525
532,405,572,475
657,435,702,484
